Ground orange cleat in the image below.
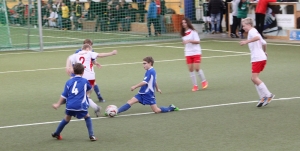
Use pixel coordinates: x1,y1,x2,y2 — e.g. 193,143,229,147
202,81,208,89
52,133,62,140
192,85,199,92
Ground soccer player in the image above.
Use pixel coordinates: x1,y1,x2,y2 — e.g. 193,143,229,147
67,39,105,103
115,56,179,115
68,44,117,116
239,17,275,107
181,17,208,92
52,63,97,141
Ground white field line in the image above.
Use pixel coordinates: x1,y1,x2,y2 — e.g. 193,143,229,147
23,34,83,40
0,53,249,74
148,45,248,54
0,41,225,56
13,40,83,45
210,40,300,47
0,42,182,56
0,96,299,129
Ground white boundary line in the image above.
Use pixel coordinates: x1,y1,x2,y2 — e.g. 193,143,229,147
0,96,299,129
210,40,300,47
0,53,249,74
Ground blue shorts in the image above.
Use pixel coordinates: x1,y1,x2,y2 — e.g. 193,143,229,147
134,94,156,105
65,110,88,119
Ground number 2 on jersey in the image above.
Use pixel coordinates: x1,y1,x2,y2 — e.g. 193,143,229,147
79,57,86,68
72,81,79,95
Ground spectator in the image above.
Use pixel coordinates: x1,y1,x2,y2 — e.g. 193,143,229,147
87,0,96,20
95,0,108,32
230,0,240,38
16,0,25,25
108,0,119,8
155,0,161,35
107,5,117,31
120,0,129,10
55,0,63,29
255,0,276,38
72,0,82,30
61,2,70,30
146,0,158,37
208,0,224,34
128,4,137,22
112,4,122,31
45,8,58,27
121,4,134,31
160,0,167,33
137,0,146,22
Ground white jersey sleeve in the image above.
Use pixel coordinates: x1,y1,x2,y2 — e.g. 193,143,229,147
89,52,99,60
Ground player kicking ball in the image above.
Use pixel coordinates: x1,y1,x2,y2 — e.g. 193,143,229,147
110,56,179,116
239,17,275,107
52,63,97,141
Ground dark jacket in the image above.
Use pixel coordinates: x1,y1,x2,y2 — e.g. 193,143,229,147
208,0,224,14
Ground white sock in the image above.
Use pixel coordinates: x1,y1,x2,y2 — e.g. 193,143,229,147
88,98,98,111
255,85,263,99
189,72,197,86
198,69,206,82
257,82,271,97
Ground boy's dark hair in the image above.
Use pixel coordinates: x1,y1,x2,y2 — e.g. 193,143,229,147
143,56,154,66
73,63,84,75
83,39,93,46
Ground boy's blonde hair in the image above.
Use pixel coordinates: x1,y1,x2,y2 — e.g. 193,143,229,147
242,17,253,27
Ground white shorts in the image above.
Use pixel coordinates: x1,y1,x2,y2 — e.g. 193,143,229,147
203,16,211,22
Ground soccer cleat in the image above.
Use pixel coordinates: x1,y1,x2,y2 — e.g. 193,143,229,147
94,106,101,117
169,104,179,111
256,97,267,107
263,94,275,106
202,81,208,89
192,85,199,92
51,133,62,140
98,97,106,103
89,136,97,141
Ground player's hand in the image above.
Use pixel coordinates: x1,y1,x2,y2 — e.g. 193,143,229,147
130,86,136,91
239,40,247,46
94,62,102,69
52,103,60,110
112,50,117,55
265,52,268,57
157,89,162,94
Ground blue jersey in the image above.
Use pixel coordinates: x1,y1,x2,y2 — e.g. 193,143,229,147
61,76,92,111
138,67,156,98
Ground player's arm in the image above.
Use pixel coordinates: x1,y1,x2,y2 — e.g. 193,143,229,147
92,60,101,69
155,82,162,94
52,97,66,109
261,39,267,55
240,36,260,45
65,57,73,76
97,50,117,58
131,81,147,91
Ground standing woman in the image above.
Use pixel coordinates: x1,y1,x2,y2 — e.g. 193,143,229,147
181,18,208,91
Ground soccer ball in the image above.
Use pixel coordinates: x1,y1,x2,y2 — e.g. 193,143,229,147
105,105,118,117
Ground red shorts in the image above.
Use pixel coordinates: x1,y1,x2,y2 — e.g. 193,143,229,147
252,60,266,73
186,55,201,64
88,80,95,87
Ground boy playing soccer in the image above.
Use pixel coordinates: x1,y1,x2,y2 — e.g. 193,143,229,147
52,63,97,141
239,17,275,107
113,56,179,115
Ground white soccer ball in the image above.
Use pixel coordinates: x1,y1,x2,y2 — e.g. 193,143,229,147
105,105,118,117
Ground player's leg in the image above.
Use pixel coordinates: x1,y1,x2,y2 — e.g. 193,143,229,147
194,55,208,89
84,114,97,141
150,104,179,113
93,82,105,102
251,61,274,107
52,114,72,140
186,56,198,91
117,96,140,114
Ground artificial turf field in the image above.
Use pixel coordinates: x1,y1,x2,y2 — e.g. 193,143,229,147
0,39,300,151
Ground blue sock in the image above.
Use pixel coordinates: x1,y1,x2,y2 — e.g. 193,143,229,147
85,117,94,137
93,85,103,99
55,119,69,134
159,106,174,113
118,103,131,114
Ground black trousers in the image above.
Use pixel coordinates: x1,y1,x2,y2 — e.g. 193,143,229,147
255,13,265,37
231,16,239,34
138,3,145,22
